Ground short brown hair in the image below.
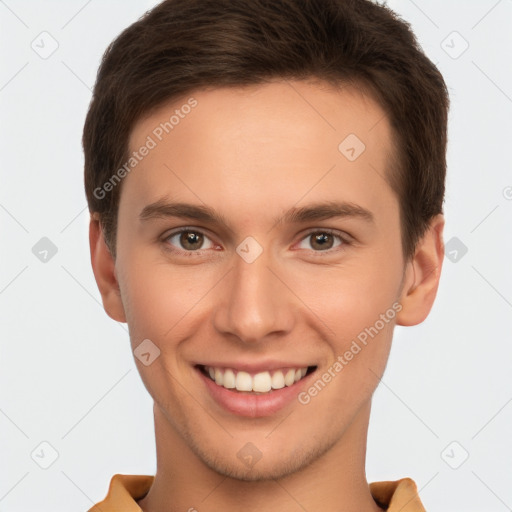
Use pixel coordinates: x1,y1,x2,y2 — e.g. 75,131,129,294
83,0,450,260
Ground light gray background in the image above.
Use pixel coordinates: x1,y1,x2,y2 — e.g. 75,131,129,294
1,1,511,510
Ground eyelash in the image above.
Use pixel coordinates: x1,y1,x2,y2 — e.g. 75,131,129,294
161,227,351,257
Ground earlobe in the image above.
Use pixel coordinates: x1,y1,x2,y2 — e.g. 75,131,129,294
396,214,445,326
89,214,127,323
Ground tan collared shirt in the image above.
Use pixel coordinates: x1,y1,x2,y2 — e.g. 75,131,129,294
88,474,426,511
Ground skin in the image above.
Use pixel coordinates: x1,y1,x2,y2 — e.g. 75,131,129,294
90,79,444,512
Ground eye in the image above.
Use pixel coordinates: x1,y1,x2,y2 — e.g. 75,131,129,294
162,227,350,256
163,228,216,254
296,229,348,253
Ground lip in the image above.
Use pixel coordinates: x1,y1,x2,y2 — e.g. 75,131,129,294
195,364,317,418
194,360,314,374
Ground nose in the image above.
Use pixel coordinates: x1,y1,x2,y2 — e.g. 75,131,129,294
212,244,295,345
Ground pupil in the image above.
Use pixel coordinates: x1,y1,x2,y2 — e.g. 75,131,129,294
313,233,332,250
181,231,202,249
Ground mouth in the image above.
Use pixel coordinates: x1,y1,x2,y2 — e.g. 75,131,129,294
195,362,318,417
197,364,317,394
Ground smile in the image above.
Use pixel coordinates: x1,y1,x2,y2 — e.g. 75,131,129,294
199,365,315,394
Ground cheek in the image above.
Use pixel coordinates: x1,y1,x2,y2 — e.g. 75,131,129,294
290,260,401,338
117,251,218,343
299,272,397,410
124,276,183,340
116,256,207,406
285,258,399,396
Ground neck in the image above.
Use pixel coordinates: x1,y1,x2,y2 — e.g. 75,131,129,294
138,400,384,512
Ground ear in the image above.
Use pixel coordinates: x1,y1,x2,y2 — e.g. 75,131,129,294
396,214,445,326
89,214,127,323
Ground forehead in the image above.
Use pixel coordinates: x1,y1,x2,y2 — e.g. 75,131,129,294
123,80,396,223
129,79,392,159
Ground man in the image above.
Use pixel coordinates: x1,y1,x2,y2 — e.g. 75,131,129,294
84,0,449,510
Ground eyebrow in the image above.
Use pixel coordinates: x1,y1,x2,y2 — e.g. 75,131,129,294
139,198,374,228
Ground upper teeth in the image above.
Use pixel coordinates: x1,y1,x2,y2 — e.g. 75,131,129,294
205,366,308,393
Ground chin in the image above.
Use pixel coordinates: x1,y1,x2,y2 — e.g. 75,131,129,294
204,457,305,482
192,437,332,482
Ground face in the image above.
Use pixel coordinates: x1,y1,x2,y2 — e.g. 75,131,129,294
92,80,442,481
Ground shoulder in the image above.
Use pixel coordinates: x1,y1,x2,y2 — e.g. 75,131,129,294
88,474,155,512
370,477,426,511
